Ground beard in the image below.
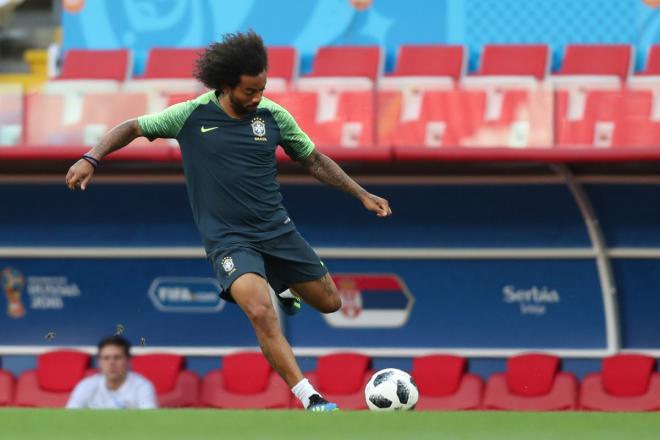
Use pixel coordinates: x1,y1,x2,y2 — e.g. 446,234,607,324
229,92,258,116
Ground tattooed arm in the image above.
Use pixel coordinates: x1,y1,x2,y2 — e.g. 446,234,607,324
65,119,141,191
299,149,392,217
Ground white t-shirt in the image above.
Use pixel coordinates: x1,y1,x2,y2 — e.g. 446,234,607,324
66,372,158,409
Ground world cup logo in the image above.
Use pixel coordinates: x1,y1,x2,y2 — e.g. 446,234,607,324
1,267,26,318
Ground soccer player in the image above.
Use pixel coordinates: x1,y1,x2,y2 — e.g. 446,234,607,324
67,336,157,409
65,31,391,411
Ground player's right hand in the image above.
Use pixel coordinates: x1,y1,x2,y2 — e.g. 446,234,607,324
65,159,95,191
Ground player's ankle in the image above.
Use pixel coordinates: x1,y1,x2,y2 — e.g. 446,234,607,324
291,377,319,408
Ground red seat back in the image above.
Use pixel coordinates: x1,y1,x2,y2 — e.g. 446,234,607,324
412,355,466,397
267,46,297,82
602,354,656,397
166,93,198,106
317,353,370,394
560,45,632,80
131,354,183,394
81,92,149,128
59,49,131,81
37,351,90,392
506,354,560,397
264,91,319,137
310,46,381,80
144,48,201,79
393,45,465,80
480,44,549,80
223,352,272,394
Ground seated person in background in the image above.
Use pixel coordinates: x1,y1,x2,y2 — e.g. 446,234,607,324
66,335,157,409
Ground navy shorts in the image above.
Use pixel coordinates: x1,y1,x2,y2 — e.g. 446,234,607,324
210,230,328,303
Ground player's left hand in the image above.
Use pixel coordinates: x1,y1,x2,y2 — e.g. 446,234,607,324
361,193,392,217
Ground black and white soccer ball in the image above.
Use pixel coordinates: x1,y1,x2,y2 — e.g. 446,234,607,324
365,368,418,411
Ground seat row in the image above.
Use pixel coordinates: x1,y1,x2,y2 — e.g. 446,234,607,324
1,86,659,150
0,351,658,411
45,44,660,85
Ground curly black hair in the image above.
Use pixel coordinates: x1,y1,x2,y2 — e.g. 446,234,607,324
194,30,268,90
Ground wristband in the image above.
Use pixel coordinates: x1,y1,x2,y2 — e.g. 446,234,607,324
81,154,100,168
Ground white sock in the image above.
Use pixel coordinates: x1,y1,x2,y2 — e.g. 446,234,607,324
291,378,319,409
278,289,296,299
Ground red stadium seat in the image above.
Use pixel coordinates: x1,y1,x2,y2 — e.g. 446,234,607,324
556,89,653,148
379,46,463,140
295,353,373,410
314,91,375,148
556,89,617,147
58,49,132,81
0,369,15,406
383,89,486,148
477,44,550,80
275,86,374,149
459,81,553,148
464,45,553,148
391,45,465,80
264,91,321,141
307,46,383,81
267,46,298,90
485,88,553,147
557,44,633,80
131,354,199,407
121,48,202,113
580,354,660,411
15,350,93,407
298,44,377,147
142,48,202,79
200,352,290,409
611,89,658,147
25,93,75,145
482,354,578,411
25,91,150,147
412,355,482,410
87,92,150,146
165,93,199,106
621,78,660,146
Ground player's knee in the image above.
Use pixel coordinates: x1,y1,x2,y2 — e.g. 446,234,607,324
244,303,278,332
320,295,342,314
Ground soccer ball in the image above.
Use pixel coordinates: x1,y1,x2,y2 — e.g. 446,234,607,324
365,368,418,411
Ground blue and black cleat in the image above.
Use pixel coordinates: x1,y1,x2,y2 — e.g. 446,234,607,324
307,394,338,412
276,289,302,316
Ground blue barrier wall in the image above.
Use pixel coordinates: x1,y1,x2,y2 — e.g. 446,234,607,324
1,181,657,353
62,0,659,74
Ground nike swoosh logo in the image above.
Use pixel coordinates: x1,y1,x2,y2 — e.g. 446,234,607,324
201,126,218,133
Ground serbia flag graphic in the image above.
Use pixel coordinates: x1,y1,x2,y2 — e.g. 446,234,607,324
323,274,414,328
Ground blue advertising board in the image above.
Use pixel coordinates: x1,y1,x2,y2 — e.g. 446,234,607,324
0,258,255,347
289,259,606,349
0,257,606,350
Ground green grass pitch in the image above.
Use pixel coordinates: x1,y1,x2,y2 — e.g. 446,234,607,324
1,409,659,440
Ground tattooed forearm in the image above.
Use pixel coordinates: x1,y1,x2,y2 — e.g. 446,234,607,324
86,119,141,160
300,150,368,200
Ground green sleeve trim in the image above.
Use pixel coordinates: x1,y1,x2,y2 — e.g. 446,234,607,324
137,91,214,140
259,96,315,161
